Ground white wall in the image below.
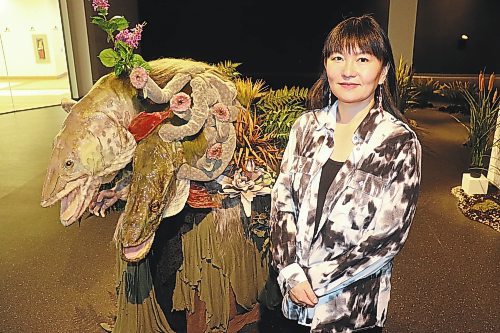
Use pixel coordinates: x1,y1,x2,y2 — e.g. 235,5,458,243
487,112,500,189
388,0,418,65
0,0,67,77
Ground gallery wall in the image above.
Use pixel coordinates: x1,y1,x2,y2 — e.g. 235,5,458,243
80,0,498,86
83,0,140,82
413,0,499,74
138,0,389,89
0,0,67,77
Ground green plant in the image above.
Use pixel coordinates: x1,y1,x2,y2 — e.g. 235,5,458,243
257,86,308,147
215,60,242,80
413,78,440,107
395,56,419,113
437,81,477,114
90,0,150,76
216,62,308,172
461,71,499,173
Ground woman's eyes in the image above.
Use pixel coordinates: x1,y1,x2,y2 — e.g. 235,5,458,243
330,56,371,62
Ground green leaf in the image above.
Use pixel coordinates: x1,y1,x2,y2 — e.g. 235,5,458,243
115,41,131,57
131,54,147,67
100,20,112,32
97,8,108,16
108,16,129,31
98,48,120,67
106,32,114,43
91,16,105,25
114,63,125,76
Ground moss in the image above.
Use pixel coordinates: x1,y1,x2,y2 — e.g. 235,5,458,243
471,199,499,212
181,130,208,165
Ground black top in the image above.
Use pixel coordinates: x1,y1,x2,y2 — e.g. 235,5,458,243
314,158,344,235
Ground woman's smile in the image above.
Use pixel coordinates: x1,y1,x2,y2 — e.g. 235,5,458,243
338,82,360,89
325,49,386,108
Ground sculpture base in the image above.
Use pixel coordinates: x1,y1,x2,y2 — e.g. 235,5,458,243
461,173,489,195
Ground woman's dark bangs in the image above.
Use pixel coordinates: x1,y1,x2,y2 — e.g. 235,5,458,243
325,20,385,61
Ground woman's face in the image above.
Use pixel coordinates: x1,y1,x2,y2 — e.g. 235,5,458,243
325,49,387,107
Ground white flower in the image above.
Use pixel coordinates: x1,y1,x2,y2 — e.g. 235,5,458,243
219,166,273,217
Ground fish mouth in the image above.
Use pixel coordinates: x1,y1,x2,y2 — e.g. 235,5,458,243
42,177,100,226
122,233,155,262
59,186,87,226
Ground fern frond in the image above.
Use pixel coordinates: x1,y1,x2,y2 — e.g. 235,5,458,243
235,78,268,109
215,60,242,80
260,86,309,105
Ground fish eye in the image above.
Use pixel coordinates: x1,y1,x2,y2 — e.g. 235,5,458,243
65,160,74,168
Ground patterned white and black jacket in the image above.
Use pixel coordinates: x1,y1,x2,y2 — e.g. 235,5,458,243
270,102,422,332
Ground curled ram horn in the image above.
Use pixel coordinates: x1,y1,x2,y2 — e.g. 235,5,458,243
177,126,236,181
159,76,213,142
205,73,237,106
142,73,191,104
174,76,239,181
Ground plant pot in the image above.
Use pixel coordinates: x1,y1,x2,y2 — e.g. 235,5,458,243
468,166,482,178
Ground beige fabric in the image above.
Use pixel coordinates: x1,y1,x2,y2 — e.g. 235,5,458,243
331,107,371,162
144,73,191,104
173,207,268,332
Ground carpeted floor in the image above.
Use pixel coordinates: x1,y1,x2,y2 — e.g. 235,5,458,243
0,106,498,333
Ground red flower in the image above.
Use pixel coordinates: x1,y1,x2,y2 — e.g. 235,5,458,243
206,143,223,160
129,67,148,89
170,92,191,112
211,103,230,122
92,0,109,11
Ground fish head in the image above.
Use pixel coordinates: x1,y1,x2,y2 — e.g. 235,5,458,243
41,75,137,226
41,118,107,225
116,133,183,261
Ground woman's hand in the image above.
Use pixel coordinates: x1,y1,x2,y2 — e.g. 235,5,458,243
289,281,318,308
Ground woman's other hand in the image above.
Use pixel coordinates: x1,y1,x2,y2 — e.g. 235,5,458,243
289,281,318,307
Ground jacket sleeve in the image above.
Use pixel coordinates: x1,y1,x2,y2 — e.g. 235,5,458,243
305,133,422,297
270,116,309,295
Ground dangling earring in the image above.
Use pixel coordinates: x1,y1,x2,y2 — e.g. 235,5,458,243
328,91,332,106
377,84,383,114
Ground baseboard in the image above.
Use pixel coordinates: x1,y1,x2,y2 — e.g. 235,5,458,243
0,72,68,80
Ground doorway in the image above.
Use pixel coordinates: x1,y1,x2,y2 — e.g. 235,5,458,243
0,0,71,114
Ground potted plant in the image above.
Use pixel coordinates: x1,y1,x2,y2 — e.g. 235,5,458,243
461,71,499,178
395,56,419,114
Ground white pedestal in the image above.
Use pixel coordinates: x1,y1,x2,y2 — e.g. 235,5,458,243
461,173,489,195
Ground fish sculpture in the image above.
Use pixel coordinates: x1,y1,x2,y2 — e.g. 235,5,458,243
41,58,239,261
40,75,137,226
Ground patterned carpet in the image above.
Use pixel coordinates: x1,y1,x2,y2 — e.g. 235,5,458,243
451,186,500,232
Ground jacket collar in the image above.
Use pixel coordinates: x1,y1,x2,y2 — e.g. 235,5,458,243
355,106,384,145
313,101,384,145
313,101,337,132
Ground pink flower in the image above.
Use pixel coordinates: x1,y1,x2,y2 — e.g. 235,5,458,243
129,67,148,89
115,23,144,49
169,92,191,112
115,30,131,45
92,0,109,11
211,103,230,122
206,143,223,160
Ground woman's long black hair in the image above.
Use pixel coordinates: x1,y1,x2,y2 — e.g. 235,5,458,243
307,15,403,120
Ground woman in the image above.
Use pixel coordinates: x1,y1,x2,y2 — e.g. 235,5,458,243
270,15,421,333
